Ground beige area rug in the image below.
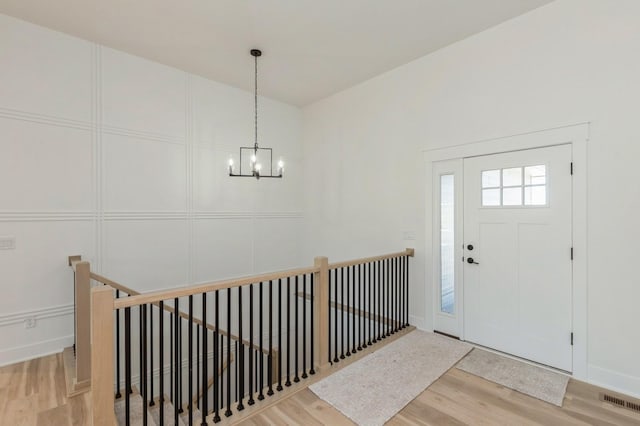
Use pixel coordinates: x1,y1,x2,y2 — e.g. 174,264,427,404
309,330,472,426
456,348,569,406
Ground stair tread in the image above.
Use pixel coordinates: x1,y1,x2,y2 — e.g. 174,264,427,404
149,399,186,426
179,406,202,425
115,394,158,426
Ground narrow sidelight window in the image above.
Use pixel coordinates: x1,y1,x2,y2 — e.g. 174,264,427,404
440,174,455,314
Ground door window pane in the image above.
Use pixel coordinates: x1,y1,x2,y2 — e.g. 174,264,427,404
482,188,500,206
481,164,547,207
440,174,455,314
525,165,546,185
503,167,522,186
482,170,500,188
525,186,547,205
503,187,523,206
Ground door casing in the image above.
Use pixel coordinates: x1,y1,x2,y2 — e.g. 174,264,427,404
423,123,588,379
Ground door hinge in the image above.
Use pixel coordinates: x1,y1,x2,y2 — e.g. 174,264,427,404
571,247,574,260
571,332,574,346
570,162,574,175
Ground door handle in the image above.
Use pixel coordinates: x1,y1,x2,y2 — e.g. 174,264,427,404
467,257,480,265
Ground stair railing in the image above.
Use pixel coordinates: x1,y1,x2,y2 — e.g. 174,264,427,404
83,248,413,425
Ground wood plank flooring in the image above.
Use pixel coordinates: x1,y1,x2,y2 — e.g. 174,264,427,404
240,368,640,426
1,352,639,425
0,353,90,426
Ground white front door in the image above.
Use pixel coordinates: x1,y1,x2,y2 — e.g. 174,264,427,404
463,144,573,371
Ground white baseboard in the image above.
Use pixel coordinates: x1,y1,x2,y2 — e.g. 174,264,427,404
409,315,427,330
0,334,74,367
588,364,640,399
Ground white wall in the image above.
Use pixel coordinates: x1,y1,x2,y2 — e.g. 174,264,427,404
303,0,640,397
0,14,303,366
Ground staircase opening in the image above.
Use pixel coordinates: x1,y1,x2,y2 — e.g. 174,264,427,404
67,249,415,424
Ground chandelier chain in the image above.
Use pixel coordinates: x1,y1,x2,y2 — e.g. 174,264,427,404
254,53,258,152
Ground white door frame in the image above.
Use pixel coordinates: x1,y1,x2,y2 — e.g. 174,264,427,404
423,123,588,380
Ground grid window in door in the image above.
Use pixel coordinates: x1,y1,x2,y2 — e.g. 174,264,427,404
481,165,547,207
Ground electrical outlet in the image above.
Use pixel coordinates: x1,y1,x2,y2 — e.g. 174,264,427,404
24,317,36,329
403,231,416,241
0,236,15,250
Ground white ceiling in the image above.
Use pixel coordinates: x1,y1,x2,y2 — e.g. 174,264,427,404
0,0,553,106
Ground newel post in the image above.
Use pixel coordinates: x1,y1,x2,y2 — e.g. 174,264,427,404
91,286,116,426
314,256,330,369
75,260,92,385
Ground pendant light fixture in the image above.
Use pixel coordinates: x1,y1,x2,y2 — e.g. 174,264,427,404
228,49,284,180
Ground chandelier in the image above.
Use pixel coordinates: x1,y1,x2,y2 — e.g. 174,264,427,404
228,49,284,180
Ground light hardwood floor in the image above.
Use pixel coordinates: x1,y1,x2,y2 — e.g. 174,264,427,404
0,353,90,426
1,352,639,425
239,369,640,426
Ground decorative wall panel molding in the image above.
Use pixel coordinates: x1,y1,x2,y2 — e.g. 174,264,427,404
0,107,93,131
0,212,96,222
0,304,74,327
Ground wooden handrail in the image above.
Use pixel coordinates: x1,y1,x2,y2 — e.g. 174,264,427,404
328,248,414,270
113,265,320,310
89,272,271,355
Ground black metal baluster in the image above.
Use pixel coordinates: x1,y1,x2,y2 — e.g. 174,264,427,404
237,286,245,411
268,280,274,394
139,307,144,397
310,273,316,375
142,305,148,426
149,304,154,407
346,266,351,357
115,290,121,399
178,315,183,414
386,258,391,337
391,258,395,335
336,269,340,362
396,257,400,332
358,264,363,350
352,265,356,353
170,311,174,404
328,268,332,365
381,259,386,339
405,255,410,326
285,277,291,386
219,333,224,417
258,281,265,398
188,296,194,425
159,302,164,425
277,278,283,391
213,290,220,423
201,293,208,425
124,307,131,426
302,274,308,379
248,284,255,405
403,256,407,328
225,289,232,417
377,260,381,341
174,299,180,425
197,324,200,410
340,267,345,359
294,275,300,381
367,262,372,346
398,257,402,330
254,351,258,396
